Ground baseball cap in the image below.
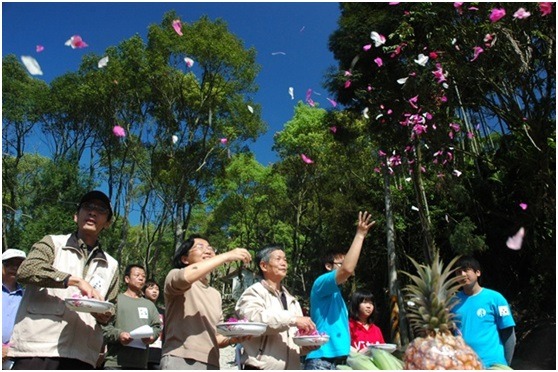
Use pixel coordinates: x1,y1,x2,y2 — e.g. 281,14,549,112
79,190,113,219
2,249,27,262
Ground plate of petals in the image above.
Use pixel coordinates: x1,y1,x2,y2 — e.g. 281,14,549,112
368,343,397,353
216,322,267,337
293,335,330,347
64,298,114,313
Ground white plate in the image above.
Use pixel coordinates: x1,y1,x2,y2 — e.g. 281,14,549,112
64,298,115,313
292,335,330,347
216,322,267,337
368,343,397,353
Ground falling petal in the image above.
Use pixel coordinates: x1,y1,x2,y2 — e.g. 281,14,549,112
513,8,531,19
344,80,351,89
363,44,372,51
220,138,228,145
184,57,194,68
344,70,352,77
489,8,506,23
329,126,337,133
471,46,484,62
327,98,337,107
375,114,384,120
301,154,314,164
370,31,386,47
172,20,183,36
405,177,411,182
306,88,312,101
374,57,383,67
172,135,178,144
300,26,305,32
112,125,126,138
65,35,88,49
409,95,419,109
307,98,315,107
414,54,429,66
411,205,419,211
36,45,44,53
98,56,109,69
539,2,553,16
247,105,254,114
362,107,369,119
453,169,462,177
506,227,525,250
397,77,408,85
288,87,294,100
519,202,528,210
21,56,43,75
378,150,386,156
271,51,286,55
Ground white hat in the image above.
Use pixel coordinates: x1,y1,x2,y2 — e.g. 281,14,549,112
2,249,27,261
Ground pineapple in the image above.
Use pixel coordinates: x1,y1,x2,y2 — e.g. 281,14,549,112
402,252,482,370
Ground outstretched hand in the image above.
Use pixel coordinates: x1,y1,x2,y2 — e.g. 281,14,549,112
356,211,376,237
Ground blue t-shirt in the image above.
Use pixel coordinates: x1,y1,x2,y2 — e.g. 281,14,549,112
306,270,349,359
2,283,24,344
453,288,515,368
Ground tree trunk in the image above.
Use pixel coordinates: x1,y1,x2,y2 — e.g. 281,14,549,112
411,144,436,264
383,167,410,346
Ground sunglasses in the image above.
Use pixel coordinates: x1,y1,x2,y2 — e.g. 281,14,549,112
80,202,110,215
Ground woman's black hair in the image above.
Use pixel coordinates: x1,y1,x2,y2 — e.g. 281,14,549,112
172,234,205,269
349,289,377,324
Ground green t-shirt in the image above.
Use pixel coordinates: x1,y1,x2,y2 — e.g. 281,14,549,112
103,293,162,369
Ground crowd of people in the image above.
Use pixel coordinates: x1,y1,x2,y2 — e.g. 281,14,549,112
2,190,516,370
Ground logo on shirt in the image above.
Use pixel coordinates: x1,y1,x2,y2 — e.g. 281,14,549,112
498,305,510,316
138,307,148,319
476,308,487,318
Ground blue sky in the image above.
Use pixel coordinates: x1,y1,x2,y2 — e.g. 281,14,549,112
2,2,342,165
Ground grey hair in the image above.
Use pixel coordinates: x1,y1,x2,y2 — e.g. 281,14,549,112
255,245,284,277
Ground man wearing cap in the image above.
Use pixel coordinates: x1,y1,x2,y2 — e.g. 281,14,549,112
2,249,26,369
9,191,120,370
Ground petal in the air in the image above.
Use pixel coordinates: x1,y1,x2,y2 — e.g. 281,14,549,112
21,56,43,75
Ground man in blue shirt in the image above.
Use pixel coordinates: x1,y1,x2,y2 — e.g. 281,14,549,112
304,211,376,370
2,249,26,369
453,256,516,368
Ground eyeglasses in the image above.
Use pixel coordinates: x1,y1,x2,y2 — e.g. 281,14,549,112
81,202,110,215
191,243,217,254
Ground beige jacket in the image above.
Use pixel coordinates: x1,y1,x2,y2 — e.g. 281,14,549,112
9,233,119,367
235,280,304,370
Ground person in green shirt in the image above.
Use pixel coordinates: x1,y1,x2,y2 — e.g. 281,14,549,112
103,264,161,369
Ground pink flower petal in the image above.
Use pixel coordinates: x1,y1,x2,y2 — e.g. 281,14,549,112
519,202,528,210
36,45,44,53
539,2,553,16
65,35,88,49
327,98,337,107
471,46,484,62
489,8,506,23
301,154,314,164
329,126,337,133
363,44,372,52
184,57,194,68
344,80,351,89
172,20,183,36
374,57,383,67
370,32,386,47
513,8,531,19
112,125,126,138
506,227,525,250
220,138,228,145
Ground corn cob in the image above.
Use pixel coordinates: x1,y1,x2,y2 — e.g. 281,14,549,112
346,352,380,370
370,348,404,370
336,365,354,370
